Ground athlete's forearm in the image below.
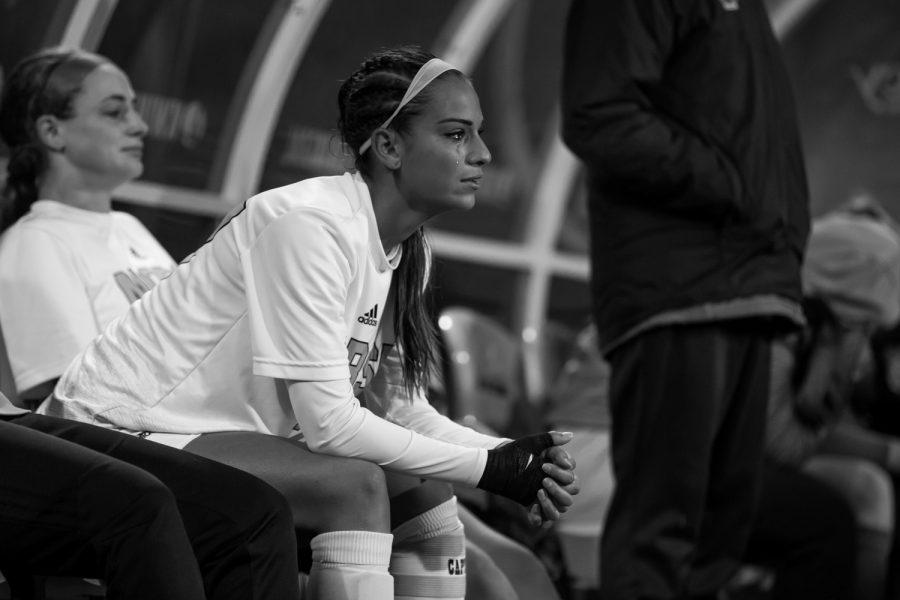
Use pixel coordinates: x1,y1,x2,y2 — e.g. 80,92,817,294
387,397,508,450
287,379,487,485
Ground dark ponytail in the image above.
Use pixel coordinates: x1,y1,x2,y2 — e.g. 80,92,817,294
337,45,449,396
0,47,108,232
1,144,45,229
393,228,438,395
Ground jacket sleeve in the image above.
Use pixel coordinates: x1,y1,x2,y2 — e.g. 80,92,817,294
560,0,743,216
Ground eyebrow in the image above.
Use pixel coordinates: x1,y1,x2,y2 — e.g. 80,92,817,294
100,93,134,104
437,117,483,127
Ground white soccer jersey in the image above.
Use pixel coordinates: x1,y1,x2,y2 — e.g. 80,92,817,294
42,173,502,486
0,200,174,394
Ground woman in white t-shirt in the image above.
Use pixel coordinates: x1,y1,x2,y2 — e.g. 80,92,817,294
0,47,301,599
41,45,580,600
0,49,174,404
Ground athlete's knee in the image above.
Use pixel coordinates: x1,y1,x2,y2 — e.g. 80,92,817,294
218,473,301,583
330,459,389,511
205,466,296,542
806,456,894,533
288,459,390,533
80,461,180,535
257,480,295,534
350,458,388,499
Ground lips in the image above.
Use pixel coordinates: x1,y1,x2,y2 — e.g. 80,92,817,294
462,175,482,189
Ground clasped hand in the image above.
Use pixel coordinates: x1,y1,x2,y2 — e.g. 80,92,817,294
528,431,580,527
478,431,580,527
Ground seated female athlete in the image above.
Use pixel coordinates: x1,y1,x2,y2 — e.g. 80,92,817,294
40,45,579,600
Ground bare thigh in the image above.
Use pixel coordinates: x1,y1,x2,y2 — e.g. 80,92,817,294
459,503,562,600
465,540,518,600
186,431,390,533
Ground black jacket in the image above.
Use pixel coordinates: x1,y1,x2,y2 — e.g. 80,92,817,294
561,0,810,349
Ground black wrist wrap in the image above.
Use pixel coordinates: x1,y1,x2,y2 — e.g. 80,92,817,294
477,432,553,506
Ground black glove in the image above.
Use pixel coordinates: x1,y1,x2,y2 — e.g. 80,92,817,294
477,433,554,506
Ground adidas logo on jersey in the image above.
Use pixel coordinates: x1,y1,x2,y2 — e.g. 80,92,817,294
357,304,379,326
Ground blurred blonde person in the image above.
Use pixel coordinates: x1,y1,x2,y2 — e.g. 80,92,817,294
0,46,302,600
0,47,173,404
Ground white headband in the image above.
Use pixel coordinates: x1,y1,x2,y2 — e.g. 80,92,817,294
358,57,459,155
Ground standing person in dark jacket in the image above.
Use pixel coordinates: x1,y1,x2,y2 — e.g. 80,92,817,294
560,1,811,599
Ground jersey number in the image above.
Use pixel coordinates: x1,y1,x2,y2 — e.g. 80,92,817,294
347,338,393,397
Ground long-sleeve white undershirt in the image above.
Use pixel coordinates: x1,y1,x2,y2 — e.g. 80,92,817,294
287,377,505,487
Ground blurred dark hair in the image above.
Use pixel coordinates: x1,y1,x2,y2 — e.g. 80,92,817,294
0,47,108,232
337,45,461,396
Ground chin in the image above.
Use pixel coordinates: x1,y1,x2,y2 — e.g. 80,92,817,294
124,163,144,181
449,190,477,211
458,195,477,210
413,194,475,216
434,198,475,215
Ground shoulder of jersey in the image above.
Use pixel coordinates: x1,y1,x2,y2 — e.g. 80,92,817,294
252,175,357,220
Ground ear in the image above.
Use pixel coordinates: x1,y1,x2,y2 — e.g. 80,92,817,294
35,115,65,152
369,128,403,171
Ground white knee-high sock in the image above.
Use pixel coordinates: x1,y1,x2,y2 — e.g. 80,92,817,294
306,530,393,600
391,497,466,600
